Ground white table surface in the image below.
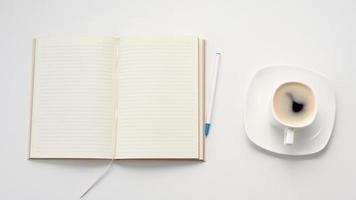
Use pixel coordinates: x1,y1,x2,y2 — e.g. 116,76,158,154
1,0,356,199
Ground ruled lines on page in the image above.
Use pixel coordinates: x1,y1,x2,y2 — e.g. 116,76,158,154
30,37,118,158
116,36,199,159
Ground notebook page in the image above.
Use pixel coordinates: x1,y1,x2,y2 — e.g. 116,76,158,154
30,37,117,158
116,36,200,159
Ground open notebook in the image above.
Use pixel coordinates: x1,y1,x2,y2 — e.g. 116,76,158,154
29,36,205,160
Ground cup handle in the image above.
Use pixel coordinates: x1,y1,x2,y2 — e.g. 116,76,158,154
284,127,294,145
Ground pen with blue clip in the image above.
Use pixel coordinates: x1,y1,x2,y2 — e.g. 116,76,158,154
205,53,221,136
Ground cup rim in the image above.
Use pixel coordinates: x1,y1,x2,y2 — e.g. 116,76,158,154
272,81,318,128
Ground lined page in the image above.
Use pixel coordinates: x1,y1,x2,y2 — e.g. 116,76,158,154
30,37,117,158
116,36,200,159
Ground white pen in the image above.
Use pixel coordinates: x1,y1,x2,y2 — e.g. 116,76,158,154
205,53,221,136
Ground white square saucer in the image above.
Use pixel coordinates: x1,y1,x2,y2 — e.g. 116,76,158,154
244,66,336,156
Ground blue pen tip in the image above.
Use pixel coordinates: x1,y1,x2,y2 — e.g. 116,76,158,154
204,123,211,136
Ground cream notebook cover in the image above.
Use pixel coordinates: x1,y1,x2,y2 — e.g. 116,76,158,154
29,36,205,160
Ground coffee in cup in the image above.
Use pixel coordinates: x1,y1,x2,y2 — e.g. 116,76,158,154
272,82,317,145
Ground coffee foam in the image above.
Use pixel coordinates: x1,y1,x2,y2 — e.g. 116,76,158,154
273,82,316,127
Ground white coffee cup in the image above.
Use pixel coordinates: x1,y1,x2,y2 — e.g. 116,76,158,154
272,82,317,145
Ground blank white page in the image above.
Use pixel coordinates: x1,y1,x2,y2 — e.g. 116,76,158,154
116,36,200,159
30,36,117,158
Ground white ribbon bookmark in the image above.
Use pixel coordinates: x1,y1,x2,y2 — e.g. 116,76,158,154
80,56,119,199
80,159,114,199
